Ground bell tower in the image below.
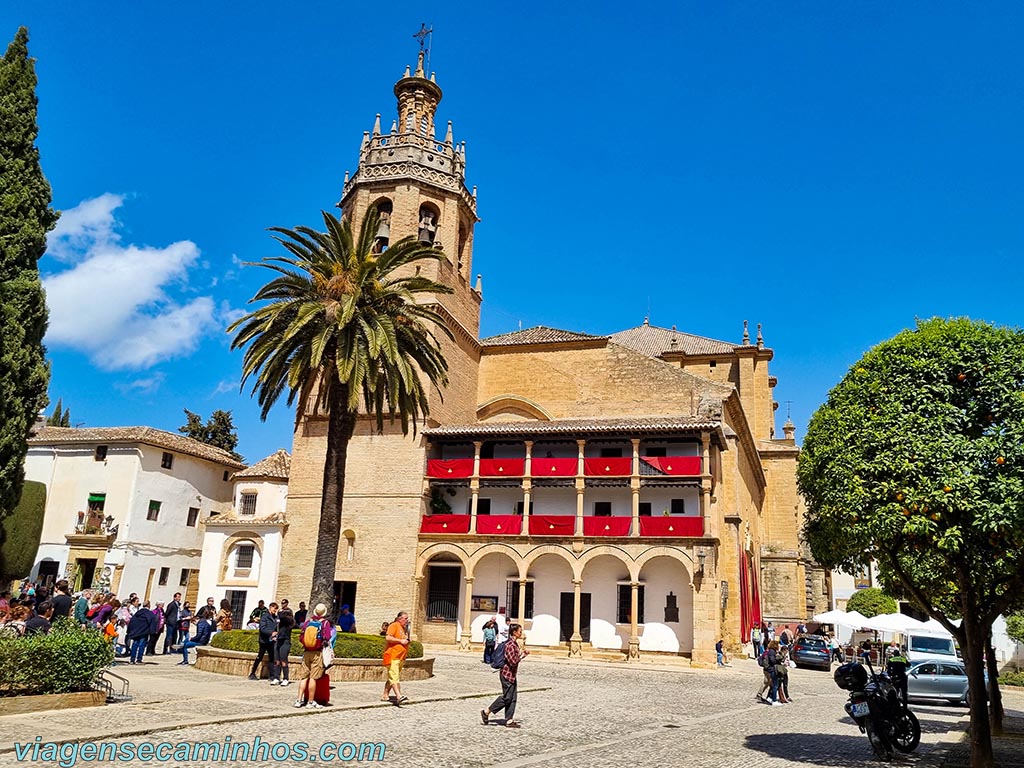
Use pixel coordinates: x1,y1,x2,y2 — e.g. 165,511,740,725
337,50,482,423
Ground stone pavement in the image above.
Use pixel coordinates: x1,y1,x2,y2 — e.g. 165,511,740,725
0,651,1019,767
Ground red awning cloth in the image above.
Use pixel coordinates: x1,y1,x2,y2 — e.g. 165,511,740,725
419,514,471,534
530,458,578,477
476,515,522,535
583,458,632,477
639,456,702,476
528,515,577,536
638,516,704,537
478,459,525,477
582,516,632,536
426,459,473,478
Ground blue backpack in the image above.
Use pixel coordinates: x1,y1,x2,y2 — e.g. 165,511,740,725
489,641,508,670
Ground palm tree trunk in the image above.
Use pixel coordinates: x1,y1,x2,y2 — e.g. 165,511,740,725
309,391,357,612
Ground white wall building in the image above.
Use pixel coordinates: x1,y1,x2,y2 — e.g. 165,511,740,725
25,426,243,604
197,450,289,627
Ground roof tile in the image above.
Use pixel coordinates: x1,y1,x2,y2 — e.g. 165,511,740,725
611,322,736,358
480,326,607,347
29,426,246,468
232,449,290,480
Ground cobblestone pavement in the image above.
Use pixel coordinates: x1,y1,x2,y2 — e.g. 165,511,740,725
1,651,1019,767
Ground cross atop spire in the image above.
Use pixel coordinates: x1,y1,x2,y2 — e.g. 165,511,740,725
413,23,433,73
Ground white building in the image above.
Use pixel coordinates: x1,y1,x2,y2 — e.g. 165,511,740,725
197,450,289,626
25,426,243,604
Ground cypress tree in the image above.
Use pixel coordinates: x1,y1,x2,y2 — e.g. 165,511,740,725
0,27,58,517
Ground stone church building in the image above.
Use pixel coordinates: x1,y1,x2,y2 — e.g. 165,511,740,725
276,52,829,664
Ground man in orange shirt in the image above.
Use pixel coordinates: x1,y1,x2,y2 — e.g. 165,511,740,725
381,611,410,705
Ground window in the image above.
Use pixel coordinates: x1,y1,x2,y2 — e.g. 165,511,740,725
147,500,161,521
476,498,491,516
426,565,460,622
161,452,174,469
223,471,229,481
236,544,255,569
594,501,612,517
240,493,257,516
600,448,623,458
617,584,645,624
644,447,667,457
158,567,169,586
670,498,685,515
506,580,535,619
226,590,248,630
480,443,495,459
87,493,106,513
514,501,533,516
186,507,200,527
916,663,938,676
94,446,108,461
638,502,652,517
179,568,190,587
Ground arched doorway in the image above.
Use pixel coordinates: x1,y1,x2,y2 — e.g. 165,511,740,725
471,548,520,642
637,555,693,654
523,550,575,647
420,551,468,646
580,553,632,651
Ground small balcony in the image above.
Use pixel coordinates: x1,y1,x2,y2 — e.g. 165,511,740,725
419,512,704,539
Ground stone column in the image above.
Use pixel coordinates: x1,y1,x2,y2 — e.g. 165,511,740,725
459,576,474,652
700,432,715,538
628,581,641,660
570,578,584,658
411,575,424,641
517,579,528,626
631,437,642,537
522,440,533,528
575,440,586,537
470,441,482,534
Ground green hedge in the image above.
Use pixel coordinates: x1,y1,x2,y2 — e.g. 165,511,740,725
1,480,45,580
999,668,1024,687
210,630,423,659
0,622,114,696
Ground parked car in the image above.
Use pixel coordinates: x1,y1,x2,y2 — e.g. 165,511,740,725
906,660,974,705
905,633,958,664
791,634,832,670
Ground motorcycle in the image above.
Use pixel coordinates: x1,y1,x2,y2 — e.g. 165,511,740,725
834,657,921,761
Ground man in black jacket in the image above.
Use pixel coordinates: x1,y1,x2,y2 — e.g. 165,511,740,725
250,602,280,681
163,593,182,653
50,581,73,620
276,599,295,687
127,602,158,665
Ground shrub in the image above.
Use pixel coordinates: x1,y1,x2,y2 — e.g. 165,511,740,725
0,480,45,581
0,621,114,696
845,587,897,618
1006,613,1024,646
211,630,423,659
998,669,1024,687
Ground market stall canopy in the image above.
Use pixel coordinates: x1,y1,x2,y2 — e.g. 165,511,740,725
861,612,929,633
812,609,852,624
916,617,958,636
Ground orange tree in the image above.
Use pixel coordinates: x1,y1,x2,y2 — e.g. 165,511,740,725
798,317,1024,768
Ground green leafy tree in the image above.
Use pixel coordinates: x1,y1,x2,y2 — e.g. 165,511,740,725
0,28,57,519
1007,613,1024,647
178,408,241,460
799,317,1024,768
0,479,45,580
229,210,452,609
844,587,896,618
46,396,70,427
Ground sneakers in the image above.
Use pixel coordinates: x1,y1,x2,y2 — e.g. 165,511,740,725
279,679,290,687
769,700,782,707
480,709,489,725
293,700,306,708
270,679,280,686
308,701,323,710
176,661,189,666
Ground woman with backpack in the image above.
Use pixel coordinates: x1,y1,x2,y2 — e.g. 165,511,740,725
294,603,333,709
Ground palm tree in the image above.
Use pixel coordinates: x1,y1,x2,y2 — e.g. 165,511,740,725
229,210,453,609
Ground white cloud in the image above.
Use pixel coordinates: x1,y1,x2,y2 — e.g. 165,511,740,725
43,196,218,370
46,193,124,262
116,372,166,395
211,380,238,396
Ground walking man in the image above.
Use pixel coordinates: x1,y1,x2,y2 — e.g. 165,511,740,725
127,602,157,664
163,593,181,653
250,602,280,681
481,623,529,728
381,611,410,705
276,599,295,687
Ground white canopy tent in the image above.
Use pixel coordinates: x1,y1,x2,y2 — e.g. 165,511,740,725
861,612,929,634
812,609,872,629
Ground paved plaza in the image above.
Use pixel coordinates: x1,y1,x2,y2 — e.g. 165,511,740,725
0,652,1019,767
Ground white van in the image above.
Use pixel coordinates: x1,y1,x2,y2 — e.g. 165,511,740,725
906,633,957,663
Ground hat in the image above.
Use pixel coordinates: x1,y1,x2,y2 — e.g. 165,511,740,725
313,603,328,617
341,604,350,611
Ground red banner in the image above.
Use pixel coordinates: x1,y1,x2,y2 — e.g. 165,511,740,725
528,515,577,536
583,458,632,476
476,515,522,535
419,514,471,534
582,516,632,536
638,516,704,537
478,459,525,477
530,458,578,477
640,456,702,475
426,459,473,478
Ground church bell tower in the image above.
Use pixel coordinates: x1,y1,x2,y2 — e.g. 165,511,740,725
337,49,481,423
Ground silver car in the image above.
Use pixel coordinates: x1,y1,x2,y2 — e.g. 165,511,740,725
906,660,970,704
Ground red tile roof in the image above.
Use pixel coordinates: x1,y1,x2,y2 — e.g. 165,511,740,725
480,326,607,347
29,426,246,468
611,322,736,358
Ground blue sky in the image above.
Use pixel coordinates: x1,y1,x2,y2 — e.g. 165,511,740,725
4,2,1023,464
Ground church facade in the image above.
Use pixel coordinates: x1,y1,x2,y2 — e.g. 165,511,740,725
275,52,828,664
